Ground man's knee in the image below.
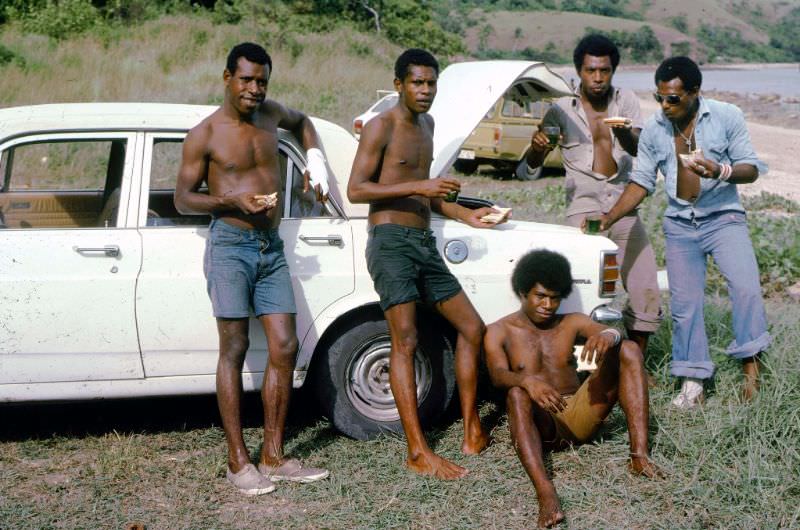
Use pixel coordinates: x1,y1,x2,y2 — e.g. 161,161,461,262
619,339,644,367
460,317,486,346
506,386,532,412
391,326,418,356
219,334,249,361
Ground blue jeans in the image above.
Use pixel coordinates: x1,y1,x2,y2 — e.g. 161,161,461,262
204,219,296,318
663,211,771,380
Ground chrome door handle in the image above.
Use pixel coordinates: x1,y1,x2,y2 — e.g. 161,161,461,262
73,245,120,257
299,235,343,247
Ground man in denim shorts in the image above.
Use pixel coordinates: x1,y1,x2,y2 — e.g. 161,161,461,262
347,49,510,480
175,43,329,495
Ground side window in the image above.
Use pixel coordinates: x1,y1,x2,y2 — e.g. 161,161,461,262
145,138,211,226
289,159,329,219
0,139,126,229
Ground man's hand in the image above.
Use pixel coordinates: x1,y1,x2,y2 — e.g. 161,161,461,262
522,377,567,414
462,205,511,228
233,192,273,215
529,131,556,155
303,147,329,202
581,329,619,366
417,176,460,199
690,158,720,179
580,213,611,232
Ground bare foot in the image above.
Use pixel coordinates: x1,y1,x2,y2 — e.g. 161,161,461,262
462,424,492,455
628,455,664,479
741,356,761,401
537,492,564,528
407,451,468,480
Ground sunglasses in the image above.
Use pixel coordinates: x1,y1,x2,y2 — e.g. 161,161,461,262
653,93,683,105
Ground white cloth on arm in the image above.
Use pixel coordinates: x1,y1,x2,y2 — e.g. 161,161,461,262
306,148,330,196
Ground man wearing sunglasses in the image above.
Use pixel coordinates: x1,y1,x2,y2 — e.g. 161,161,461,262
523,34,662,379
601,56,770,409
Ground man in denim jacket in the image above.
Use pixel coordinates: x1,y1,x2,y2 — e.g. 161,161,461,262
600,56,770,408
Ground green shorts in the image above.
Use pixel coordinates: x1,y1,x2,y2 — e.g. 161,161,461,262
366,223,462,312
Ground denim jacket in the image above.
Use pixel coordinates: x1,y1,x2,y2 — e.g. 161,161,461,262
630,97,767,221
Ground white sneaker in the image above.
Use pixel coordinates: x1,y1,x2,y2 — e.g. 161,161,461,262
671,377,705,409
227,463,277,495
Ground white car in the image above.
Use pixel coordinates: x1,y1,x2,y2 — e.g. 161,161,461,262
352,90,398,139
0,61,620,440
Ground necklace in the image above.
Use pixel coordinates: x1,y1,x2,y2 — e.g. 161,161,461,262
673,117,696,149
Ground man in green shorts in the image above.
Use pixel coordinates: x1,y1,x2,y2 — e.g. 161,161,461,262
347,48,509,479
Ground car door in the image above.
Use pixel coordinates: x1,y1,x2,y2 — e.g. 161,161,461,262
0,132,144,384
134,133,354,382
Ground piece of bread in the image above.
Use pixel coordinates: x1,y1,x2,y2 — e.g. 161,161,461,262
678,149,704,167
480,206,511,223
253,192,278,208
603,116,632,127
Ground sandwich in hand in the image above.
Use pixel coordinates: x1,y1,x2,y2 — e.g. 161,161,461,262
603,116,632,127
253,192,278,209
480,206,512,224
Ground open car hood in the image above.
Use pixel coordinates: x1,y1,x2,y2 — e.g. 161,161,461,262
428,60,572,178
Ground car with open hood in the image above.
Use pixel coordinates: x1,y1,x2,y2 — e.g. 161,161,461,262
0,61,620,440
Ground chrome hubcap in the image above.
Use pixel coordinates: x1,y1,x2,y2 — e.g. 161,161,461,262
345,334,432,422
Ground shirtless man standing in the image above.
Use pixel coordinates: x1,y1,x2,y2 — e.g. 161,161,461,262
348,48,507,479
175,42,329,495
484,249,661,527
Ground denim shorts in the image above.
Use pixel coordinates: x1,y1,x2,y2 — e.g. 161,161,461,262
366,223,462,312
204,218,296,318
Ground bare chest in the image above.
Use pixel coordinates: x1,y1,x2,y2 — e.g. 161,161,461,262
383,123,433,175
209,123,279,173
506,326,575,374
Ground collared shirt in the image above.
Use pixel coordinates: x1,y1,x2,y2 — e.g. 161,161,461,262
542,86,642,216
630,96,767,221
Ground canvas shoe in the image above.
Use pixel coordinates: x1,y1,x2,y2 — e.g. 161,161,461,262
258,459,329,483
671,377,705,409
226,463,277,495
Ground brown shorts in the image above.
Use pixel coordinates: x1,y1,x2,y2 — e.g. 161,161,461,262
550,377,605,444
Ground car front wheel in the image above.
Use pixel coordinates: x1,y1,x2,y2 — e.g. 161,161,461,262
312,312,456,440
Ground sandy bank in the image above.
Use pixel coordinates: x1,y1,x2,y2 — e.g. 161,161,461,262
639,97,800,202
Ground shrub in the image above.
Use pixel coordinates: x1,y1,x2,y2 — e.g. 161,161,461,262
14,0,102,40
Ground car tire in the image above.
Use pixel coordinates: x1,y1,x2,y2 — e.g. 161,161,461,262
453,159,478,175
514,158,542,181
312,312,456,441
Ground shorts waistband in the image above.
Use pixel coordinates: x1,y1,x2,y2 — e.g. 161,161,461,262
369,223,434,239
210,218,280,240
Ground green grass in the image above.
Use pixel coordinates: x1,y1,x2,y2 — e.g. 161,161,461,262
1,299,798,529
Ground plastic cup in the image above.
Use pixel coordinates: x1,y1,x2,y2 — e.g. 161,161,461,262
586,215,602,234
542,125,560,148
444,190,459,203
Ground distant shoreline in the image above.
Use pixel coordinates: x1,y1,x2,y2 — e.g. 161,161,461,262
551,62,800,75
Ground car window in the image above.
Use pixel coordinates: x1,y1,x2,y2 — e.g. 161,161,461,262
144,137,299,226
288,157,329,219
502,98,534,118
0,138,127,229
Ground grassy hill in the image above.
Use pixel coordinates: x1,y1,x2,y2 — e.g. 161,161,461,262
0,14,401,128
463,0,798,63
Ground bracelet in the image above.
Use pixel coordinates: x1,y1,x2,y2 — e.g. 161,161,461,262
717,163,732,181
599,328,621,346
